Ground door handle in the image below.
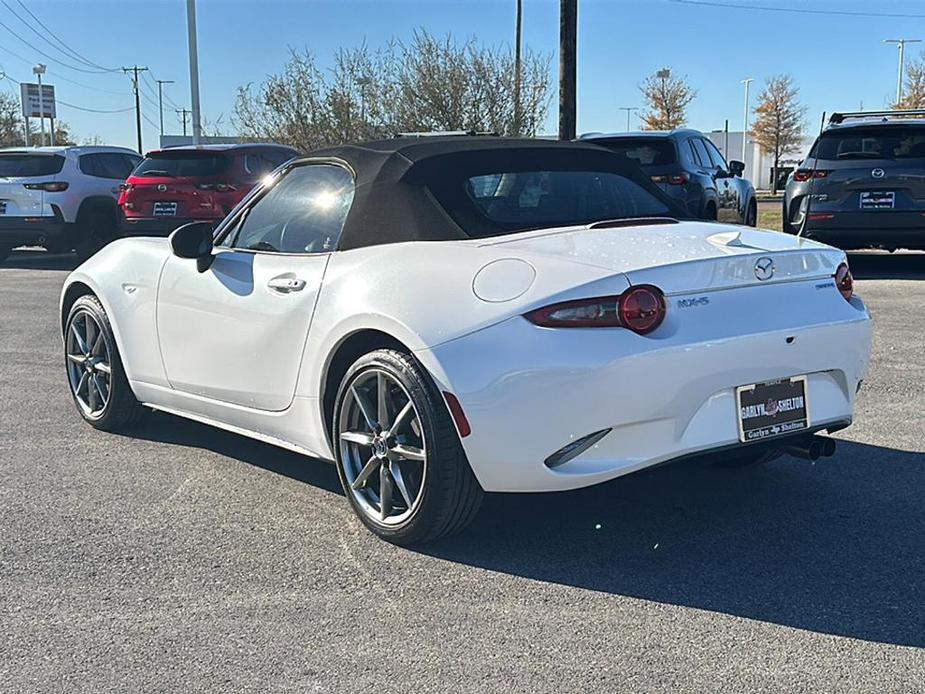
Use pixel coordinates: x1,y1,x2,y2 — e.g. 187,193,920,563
267,276,306,293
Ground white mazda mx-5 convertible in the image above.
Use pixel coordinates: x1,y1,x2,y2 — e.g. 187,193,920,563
60,137,873,544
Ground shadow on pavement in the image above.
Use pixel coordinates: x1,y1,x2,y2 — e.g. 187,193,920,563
127,410,343,495
0,249,81,272
424,440,925,648
847,251,925,280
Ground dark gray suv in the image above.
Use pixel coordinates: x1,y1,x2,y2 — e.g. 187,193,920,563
581,130,757,225
783,110,925,250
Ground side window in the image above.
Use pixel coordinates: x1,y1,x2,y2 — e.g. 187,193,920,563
244,151,291,177
121,154,143,177
687,139,703,167
703,139,728,171
78,154,102,177
227,164,354,254
691,139,714,169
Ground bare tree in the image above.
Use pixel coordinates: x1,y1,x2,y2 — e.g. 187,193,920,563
0,91,28,147
751,74,806,193
234,30,551,151
895,54,925,109
639,68,696,130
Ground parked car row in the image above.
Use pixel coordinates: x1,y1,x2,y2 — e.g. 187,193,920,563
0,143,298,261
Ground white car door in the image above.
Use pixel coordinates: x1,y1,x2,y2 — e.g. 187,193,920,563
156,162,355,411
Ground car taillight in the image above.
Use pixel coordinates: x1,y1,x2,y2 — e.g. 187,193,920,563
525,285,667,334
24,182,69,192
197,183,237,192
119,183,134,193
651,173,689,186
834,262,853,302
793,169,831,182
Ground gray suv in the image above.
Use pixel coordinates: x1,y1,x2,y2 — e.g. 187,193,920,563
581,130,757,225
783,110,925,250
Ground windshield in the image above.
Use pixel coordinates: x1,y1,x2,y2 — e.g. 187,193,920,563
590,138,677,166
434,169,675,237
133,152,230,177
811,125,925,160
0,154,66,177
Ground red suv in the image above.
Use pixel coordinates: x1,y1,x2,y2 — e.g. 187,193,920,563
119,144,298,235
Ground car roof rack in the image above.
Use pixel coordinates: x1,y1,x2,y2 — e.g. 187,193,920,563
828,109,925,124
395,130,500,138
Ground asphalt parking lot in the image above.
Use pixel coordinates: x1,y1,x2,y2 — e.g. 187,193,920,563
2,249,923,692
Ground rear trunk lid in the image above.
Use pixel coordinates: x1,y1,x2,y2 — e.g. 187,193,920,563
483,220,844,294
0,151,65,218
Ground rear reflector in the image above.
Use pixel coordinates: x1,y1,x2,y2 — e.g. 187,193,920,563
545,429,612,468
808,213,835,222
442,392,471,438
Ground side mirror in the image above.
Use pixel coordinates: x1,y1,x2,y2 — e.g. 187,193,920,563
729,160,746,177
169,221,215,272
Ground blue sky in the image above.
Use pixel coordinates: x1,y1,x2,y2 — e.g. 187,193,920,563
3,0,924,150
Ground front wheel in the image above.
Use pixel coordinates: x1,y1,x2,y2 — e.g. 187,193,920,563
64,295,146,431
333,349,483,545
745,200,757,227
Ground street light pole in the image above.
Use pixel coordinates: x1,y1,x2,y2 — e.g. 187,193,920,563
884,38,921,105
618,107,639,131
186,0,203,144
33,64,46,146
741,78,754,179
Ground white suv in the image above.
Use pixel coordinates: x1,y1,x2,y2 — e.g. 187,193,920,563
0,146,142,261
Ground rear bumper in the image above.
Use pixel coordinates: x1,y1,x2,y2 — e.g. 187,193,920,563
417,285,872,493
0,216,67,247
802,212,925,249
121,216,219,237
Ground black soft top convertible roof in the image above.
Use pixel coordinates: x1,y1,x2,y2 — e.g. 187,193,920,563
306,136,683,251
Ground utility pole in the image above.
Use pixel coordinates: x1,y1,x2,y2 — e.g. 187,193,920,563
33,64,46,146
176,108,191,136
741,78,754,180
618,107,639,131
558,0,577,140
513,0,523,135
155,79,175,138
123,65,149,153
884,38,921,105
186,0,203,144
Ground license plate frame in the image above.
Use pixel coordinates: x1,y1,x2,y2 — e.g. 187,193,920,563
736,376,809,443
859,191,895,210
153,201,178,217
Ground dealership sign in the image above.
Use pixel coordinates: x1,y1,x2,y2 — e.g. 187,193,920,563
20,82,56,119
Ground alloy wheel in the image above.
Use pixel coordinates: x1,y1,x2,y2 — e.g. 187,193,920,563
338,369,427,526
65,309,113,418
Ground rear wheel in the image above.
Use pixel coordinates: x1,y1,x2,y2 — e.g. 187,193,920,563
75,206,118,261
64,295,146,431
704,201,717,221
745,199,757,227
333,349,482,545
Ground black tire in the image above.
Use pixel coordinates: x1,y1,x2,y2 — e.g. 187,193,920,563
64,294,146,431
0,244,12,262
745,200,758,227
75,206,118,261
703,201,718,221
333,348,483,545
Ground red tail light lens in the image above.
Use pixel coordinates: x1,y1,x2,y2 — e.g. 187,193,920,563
24,182,69,192
793,169,831,182
651,173,689,186
619,285,667,334
525,285,666,334
834,262,853,302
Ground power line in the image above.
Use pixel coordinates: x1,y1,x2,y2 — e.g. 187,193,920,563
47,70,130,96
2,74,132,113
668,0,925,18
0,17,114,74
10,0,119,72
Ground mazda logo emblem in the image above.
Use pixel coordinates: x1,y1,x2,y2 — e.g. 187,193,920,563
754,256,775,281
871,168,885,179
157,183,167,192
